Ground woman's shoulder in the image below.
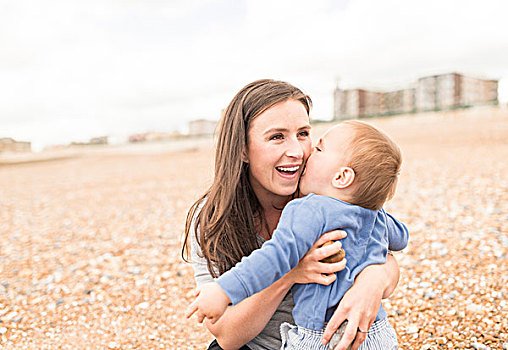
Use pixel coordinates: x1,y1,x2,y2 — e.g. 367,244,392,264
188,197,218,286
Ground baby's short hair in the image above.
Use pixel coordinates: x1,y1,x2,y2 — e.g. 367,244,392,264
343,120,402,210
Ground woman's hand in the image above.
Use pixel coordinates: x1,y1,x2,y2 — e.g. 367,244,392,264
287,229,347,285
321,254,400,350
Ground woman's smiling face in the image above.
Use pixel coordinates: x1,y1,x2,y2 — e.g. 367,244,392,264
246,99,312,204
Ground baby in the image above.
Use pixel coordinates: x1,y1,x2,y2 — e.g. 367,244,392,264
187,120,408,349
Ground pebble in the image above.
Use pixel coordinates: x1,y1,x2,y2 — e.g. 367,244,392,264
466,304,483,313
408,281,418,289
470,342,487,350
136,302,149,310
419,282,432,288
329,321,351,350
423,290,437,299
128,267,142,275
407,325,419,334
435,337,447,345
3,312,18,321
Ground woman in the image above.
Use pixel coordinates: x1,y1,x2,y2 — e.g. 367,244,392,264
182,79,401,350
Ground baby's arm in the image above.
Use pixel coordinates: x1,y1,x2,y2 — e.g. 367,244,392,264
342,209,408,285
382,209,409,251
186,281,231,324
217,201,323,305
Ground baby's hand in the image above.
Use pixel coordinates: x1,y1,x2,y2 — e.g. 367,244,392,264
185,282,231,324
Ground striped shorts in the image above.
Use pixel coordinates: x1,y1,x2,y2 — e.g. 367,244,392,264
280,317,398,350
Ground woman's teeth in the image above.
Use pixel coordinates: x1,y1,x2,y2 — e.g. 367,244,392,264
276,166,300,173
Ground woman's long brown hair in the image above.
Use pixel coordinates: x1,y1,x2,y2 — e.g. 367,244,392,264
182,79,312,277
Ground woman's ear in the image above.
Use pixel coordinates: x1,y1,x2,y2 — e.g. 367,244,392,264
331,167,355,189
241,149,249,163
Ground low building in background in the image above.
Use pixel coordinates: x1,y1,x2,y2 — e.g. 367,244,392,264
0,138,31,153
145,131,182,142
188,119,217,136
384,88,416,115
70,136,109,146
334,89,385,120
334,72,499,120
89,136,109,145
128,131,182,143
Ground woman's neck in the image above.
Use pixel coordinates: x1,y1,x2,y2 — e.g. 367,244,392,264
255,194,290,240
248,174,293,239
265,208,284,238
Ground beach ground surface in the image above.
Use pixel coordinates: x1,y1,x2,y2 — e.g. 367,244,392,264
1,107,507,349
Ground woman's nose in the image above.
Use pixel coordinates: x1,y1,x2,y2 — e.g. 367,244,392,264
285,137,304,158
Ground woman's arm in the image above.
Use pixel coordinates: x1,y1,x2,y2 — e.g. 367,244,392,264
204,230,347,349
206,272,293,349
321,254,400,350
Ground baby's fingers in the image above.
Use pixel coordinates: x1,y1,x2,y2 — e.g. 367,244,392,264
185,300,199,319
208,314,220,325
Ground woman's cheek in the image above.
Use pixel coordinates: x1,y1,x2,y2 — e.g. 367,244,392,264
302,140,312,161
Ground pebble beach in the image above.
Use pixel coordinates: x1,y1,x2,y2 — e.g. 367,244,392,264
0,107,507,349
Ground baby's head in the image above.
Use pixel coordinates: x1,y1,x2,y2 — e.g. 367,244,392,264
299,120,401,210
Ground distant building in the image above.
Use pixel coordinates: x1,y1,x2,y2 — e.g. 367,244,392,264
415,73,499,111
334,89,386,120
129,133,146,143
384,88,416,115
0,138,31,154
89,136,108,145
128,131,181,143
334,72,498,120
188,119,217,136
145,131,181,142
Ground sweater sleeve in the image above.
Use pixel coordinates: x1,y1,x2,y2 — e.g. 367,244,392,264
217,200,324,305
382,209,409,251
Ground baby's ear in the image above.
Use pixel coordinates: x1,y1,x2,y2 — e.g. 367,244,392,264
331,167,355,189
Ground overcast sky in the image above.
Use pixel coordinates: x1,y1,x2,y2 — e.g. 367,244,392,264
1,0,508,150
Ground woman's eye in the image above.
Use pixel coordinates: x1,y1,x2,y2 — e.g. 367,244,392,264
270,134,284,140
298,131,309,137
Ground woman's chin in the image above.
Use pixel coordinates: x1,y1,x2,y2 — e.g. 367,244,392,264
275,184,299,197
